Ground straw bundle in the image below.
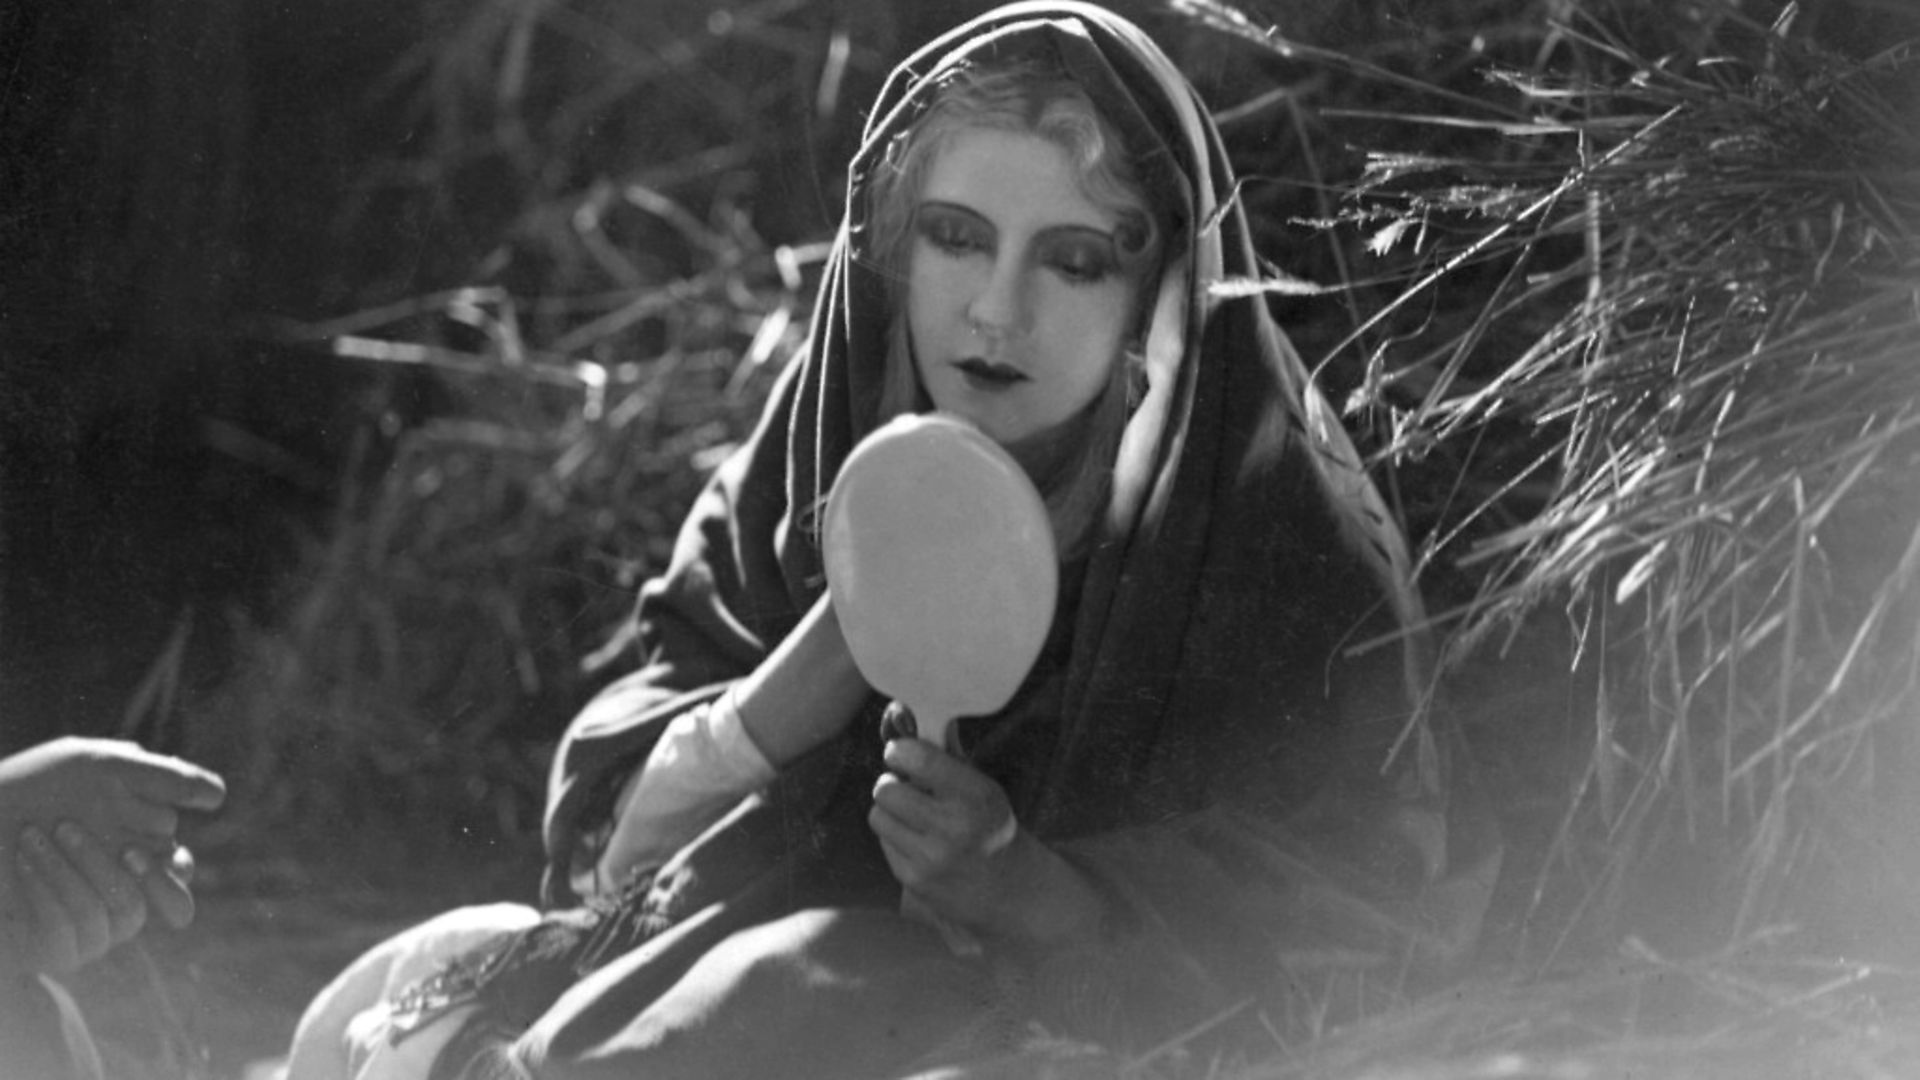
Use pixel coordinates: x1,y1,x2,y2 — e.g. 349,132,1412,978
1333,9,1920,951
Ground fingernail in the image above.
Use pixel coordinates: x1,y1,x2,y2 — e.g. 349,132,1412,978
123,847,153,876
54,822,84,849
983,815,1018,856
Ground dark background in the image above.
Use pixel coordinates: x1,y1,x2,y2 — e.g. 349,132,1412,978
3,0,404,747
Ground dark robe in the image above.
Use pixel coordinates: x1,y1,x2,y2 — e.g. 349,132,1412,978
395,3,1501,1075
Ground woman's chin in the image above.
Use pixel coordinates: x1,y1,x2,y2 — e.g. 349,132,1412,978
923,402,1017,445
969,416,1022,447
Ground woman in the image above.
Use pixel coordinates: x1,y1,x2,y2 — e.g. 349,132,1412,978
291,4,1500,1077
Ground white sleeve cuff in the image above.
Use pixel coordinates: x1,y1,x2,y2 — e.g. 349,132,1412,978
592,687,774,891
702,686,777,787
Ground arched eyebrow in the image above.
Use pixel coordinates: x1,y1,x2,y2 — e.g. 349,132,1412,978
915,199,1121,247
915,201,990,227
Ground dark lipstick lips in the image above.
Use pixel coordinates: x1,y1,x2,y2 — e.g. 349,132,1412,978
953,357,1027,386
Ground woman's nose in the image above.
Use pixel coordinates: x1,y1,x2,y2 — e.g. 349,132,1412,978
965,257,1026,339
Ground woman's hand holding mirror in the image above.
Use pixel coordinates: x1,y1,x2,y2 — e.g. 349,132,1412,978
824,413,1058,948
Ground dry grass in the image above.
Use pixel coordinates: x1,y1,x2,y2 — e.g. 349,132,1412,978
1318,4,1920,955
1166,0,1918,1074
1231,943,1920,1080
190,0,859,886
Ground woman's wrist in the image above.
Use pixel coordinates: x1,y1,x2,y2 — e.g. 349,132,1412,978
703,686,776,786
733,595,870,766
984,830,1110,953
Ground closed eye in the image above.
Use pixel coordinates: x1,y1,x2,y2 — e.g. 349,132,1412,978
1041,233,1118,286
915,206,991,257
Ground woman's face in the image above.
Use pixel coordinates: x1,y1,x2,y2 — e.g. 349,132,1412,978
906,128,1142,448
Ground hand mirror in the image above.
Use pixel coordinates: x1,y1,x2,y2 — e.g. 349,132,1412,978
823,413,1058,752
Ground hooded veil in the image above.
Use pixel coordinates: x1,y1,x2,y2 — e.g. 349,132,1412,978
498,0,1495,1062
537,0,1497,1045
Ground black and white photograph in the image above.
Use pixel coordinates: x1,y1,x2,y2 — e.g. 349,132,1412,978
3,1,1916,1077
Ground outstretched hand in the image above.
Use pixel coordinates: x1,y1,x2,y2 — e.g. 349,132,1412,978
0,738,224,976
7,824,198,975
0,737,226,856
